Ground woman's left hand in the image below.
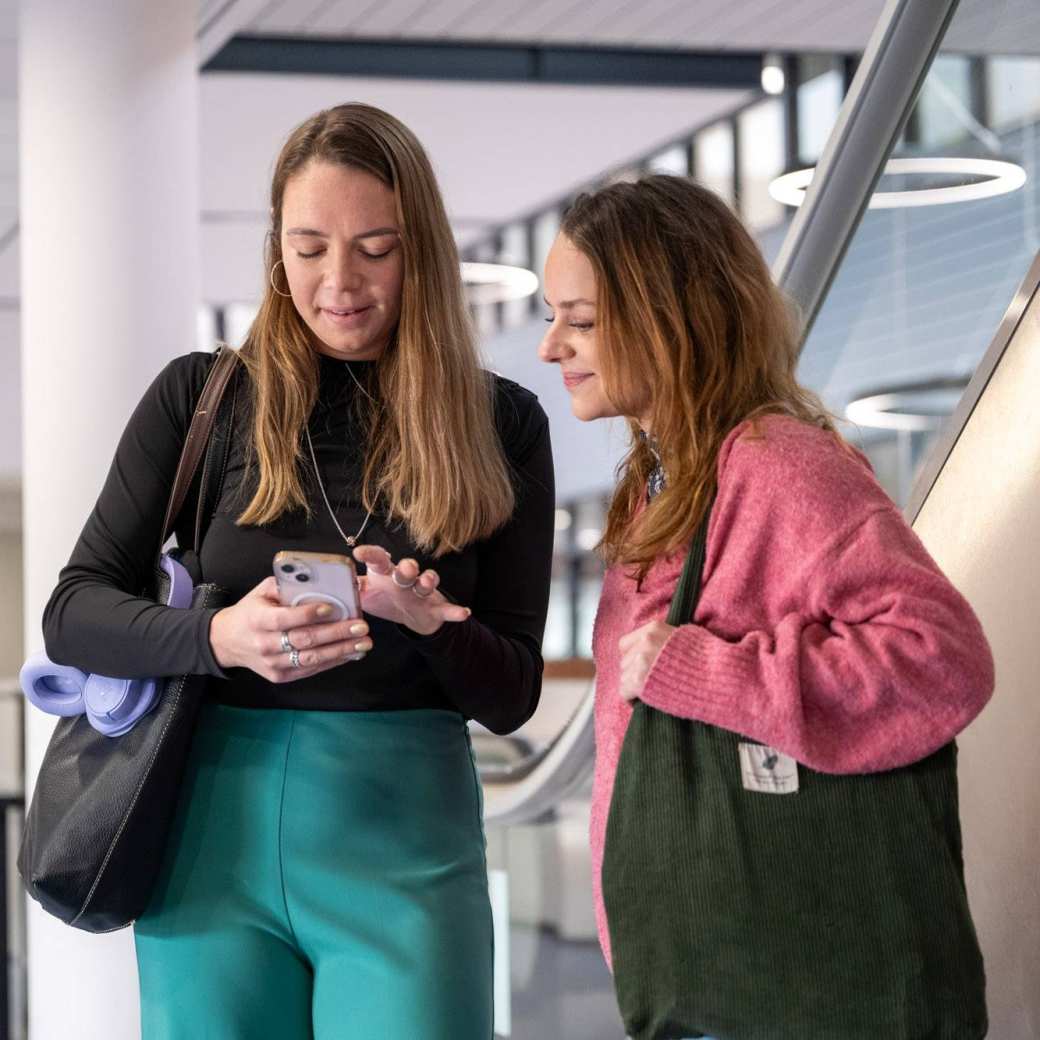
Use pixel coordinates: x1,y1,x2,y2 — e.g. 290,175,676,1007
352,545,471,636
618,620,675,702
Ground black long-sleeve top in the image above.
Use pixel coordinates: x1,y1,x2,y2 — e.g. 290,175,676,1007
42,351,556,734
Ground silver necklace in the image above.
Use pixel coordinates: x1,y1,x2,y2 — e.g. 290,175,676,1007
343,359,376,402
305,425,373,547
305,361,376,547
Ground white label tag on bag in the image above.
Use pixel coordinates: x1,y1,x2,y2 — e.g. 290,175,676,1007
738,743,799,795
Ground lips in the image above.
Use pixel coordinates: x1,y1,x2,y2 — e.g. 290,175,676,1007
322,305,372,328
562,371,593,391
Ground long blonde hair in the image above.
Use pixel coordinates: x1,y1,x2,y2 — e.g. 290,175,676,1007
237,103,514,554
560,175,840,579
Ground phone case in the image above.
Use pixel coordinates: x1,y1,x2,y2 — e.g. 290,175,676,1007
273,551,360,621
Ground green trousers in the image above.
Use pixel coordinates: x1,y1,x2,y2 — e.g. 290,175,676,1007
134,703,494,1039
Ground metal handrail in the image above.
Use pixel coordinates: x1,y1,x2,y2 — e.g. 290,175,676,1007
471,732,550,783
478,682,595,827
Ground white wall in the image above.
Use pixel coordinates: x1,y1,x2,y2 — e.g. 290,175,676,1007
913,282,1040,1040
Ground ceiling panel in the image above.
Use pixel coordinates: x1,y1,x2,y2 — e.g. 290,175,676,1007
0,0,14,39
647,2,741,49
477,0,586,40
753,1,884,53
199,0,227,22
436,0,543,38
241,0,1040,55
402,0,496,37
306,0,386,35
336,0,433,37
687,0,796,44
586,0,731,48
540,0,628,39
254,0,326,33
944,0,1040,55
543,0,676,44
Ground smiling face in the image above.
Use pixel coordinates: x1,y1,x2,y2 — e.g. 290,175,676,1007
539,233,623,423
279,160,405,361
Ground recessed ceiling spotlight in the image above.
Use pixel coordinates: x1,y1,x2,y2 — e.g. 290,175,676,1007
461,262,539,305
761,54,785,96
769,156,1027,209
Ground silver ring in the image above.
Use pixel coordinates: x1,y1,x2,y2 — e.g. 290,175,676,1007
289,648,302,669
391,569,417,589
411,584,433,599
280,631,296,654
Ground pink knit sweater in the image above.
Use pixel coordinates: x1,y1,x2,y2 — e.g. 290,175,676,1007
589,415,994,968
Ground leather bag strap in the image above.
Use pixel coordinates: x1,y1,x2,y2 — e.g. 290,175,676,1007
159,346,241,552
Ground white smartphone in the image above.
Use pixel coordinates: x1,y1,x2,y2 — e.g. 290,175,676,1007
273,550,360,622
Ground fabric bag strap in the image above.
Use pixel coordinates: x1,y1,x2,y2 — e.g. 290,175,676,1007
159,346,240,551
665,496,715,627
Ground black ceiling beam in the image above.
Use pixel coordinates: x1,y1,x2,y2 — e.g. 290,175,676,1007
203,35,764,90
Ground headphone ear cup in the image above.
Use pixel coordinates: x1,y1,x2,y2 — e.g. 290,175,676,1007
19,652,88,716
83,675,160,737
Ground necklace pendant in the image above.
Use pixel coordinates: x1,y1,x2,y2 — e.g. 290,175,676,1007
346,537,356,547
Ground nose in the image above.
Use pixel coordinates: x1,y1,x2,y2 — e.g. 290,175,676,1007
325,247,365,294
538,320,573,364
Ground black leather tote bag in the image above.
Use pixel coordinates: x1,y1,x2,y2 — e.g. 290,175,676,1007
18,347,240,932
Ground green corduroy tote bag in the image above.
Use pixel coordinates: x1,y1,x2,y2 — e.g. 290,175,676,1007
601,504,987,1040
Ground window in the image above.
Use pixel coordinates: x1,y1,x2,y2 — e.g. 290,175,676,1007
738,98,786,230
694,121,735,207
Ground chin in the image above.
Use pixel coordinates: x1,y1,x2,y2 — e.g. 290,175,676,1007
571,401,605,423
311,331,385,360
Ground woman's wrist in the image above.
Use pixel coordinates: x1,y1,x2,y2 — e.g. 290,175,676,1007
404,615,445,638
208,607,235,669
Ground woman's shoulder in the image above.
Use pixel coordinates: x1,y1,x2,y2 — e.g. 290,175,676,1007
139,350,222,428
720,413,873,480
489,372,549,464
715,413,893,529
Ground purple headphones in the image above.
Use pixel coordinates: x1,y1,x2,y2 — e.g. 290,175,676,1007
20,554,194,737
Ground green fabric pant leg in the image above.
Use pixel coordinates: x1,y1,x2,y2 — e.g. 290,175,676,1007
134,704,494,1040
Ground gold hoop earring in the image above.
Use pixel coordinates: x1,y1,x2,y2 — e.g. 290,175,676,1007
269,259,292,298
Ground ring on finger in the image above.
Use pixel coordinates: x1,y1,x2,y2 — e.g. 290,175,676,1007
289,648,302,669
280,630,296,654
391,569,418,590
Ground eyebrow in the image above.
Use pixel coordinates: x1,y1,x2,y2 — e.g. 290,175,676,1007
543,296,596,308
285,226,401,241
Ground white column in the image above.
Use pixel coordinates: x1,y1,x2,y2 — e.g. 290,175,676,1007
19,1,198,1037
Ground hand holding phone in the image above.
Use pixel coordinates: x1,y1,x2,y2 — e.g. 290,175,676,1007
273,551,360,622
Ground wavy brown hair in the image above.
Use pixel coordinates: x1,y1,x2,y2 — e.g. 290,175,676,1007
560,175,840,579
236,103,514,554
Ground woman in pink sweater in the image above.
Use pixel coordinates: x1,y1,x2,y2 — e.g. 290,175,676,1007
539,175,993,1038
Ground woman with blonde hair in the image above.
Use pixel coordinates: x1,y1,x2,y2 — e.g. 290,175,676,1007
539,175,991,1039
42,103,554,1037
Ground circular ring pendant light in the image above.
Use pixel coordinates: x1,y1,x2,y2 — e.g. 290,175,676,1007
769,156,1027,209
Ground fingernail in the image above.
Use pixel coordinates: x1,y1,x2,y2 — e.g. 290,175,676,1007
349,622,368,635
355,638,373,652
316,605,332,617
464,608,472,617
